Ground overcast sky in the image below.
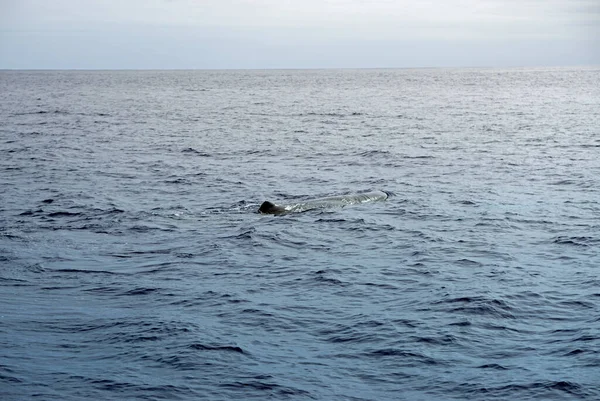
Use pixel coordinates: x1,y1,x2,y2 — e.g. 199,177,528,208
0,0,598,69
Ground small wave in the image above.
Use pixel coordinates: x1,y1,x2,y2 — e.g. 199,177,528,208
222,228,256,240
83,286,119,294
0,369,22,384
455,258,484,267
365,349,440,365
553,236,599,247
74,376,189,396
0,276,31,286
503,381,587,397
449,320,472,327
50,268,120,275
312,274,347,287
188,343,245,354
456,200,478,205
436,296,515,319
219,380,311,397
558,300,595,309
451,380,590,399
121,287,160,296
11,109,68,116
47,211,83,218
403,155,435,159
573,334,599,342
363,282,398,290
412,335,457,345
128,225,172,233
315,218,351,223
302,112,346,117
164,178,191,185
476,363,509,370
174,252,194,258
18,209,42,216
181,147,211,156
357,150,391,157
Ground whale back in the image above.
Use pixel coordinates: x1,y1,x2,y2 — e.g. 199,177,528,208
258,191,389,215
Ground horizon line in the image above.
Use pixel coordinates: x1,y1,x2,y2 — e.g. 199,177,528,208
1,64,598,72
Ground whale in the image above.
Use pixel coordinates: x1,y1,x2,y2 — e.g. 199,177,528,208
258,190,389,215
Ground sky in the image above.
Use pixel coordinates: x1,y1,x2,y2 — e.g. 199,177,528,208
0,0,598,69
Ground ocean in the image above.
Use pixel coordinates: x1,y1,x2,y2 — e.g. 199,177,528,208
1,67,599,400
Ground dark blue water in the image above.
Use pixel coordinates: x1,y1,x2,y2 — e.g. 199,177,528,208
1,68,599,400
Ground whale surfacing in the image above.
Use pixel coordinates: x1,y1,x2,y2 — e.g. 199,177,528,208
259,190,389,215
258,201,287,214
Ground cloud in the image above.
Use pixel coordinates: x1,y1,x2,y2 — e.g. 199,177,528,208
1,0,598,68
3,0,597,35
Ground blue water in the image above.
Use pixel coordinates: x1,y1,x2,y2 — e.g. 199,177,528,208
1,68,599,400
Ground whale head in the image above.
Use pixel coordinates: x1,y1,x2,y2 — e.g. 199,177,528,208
259,201,287,215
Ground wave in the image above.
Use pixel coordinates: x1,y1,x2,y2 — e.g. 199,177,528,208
553,236,599,247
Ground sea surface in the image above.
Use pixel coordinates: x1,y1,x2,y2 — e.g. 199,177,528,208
1,68,599,400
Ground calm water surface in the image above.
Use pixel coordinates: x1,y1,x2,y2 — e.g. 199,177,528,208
1,68,599,400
